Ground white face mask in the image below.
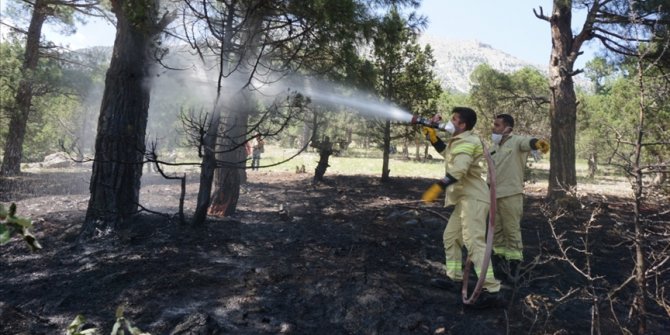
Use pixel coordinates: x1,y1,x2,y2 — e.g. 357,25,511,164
443,121,456,134
492,133,503,144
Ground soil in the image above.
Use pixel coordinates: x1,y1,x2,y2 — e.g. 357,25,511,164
1,168,669,334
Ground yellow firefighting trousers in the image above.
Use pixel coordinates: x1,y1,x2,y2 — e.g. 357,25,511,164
443,197,501,293
493,194,524,261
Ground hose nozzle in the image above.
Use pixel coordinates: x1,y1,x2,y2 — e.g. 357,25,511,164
411,114,443,129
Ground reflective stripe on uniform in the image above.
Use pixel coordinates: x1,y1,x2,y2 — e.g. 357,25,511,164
493,246,508,256
504,250,523,261
446,260,462,272
451,142,483,156
494,247,523,261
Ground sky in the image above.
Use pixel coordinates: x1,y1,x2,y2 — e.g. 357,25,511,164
2,0,598,69
415,0,597,67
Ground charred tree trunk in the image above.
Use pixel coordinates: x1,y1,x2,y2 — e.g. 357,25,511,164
401,138,408,159
380,66,393,182
632,56,648,335
209,100,250,216
313,151,331,183
547,2,578,199
547,74,577,197
208,3,263,217
1,0,49,176
381,120,391,182
192,3,237,226
210,166,241,215
193,105,221,225
210,153,240,210
587,151,598,179
415,136,421,160
313,138,333,184
82,0,165,238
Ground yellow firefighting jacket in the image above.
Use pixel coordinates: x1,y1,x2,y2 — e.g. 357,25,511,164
437,130,490,206
491,134,534,198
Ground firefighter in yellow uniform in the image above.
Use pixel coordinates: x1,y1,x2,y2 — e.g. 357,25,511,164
422,107,501,307
490,114,549,282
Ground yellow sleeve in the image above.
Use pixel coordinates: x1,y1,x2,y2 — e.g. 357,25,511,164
447,142,481,180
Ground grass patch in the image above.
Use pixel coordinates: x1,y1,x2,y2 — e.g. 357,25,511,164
161,145,635,198
261,146,445,178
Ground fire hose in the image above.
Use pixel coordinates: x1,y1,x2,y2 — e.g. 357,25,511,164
461,139,496,305
411,115,497,305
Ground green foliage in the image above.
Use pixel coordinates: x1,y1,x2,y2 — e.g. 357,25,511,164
470,64,512,117
0,39,110,161
1,0,107,169
577,53,670,178
25,95,80,161
436,90,469,114
366,7,442,156
396,43,442,116
298,3,375,87
66,306,151,335
6,0,98,35
584,57,615,94
0,203,41,251
469,64,550,136
373,8,411,81
0,37,25,151
66,315,98,335
111,305,151,335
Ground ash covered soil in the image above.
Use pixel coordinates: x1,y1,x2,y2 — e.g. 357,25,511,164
1,169,669,334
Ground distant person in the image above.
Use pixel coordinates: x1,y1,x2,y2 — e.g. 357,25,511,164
422,107,502,308
245,140,252,159
251,134,264,171
489,114,549,283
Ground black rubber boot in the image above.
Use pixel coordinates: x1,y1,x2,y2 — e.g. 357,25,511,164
508,260,520,284
465,290,505,309
491,254,507,282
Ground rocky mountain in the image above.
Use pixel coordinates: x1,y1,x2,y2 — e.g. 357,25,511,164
77,37,548,94
420,35,546,93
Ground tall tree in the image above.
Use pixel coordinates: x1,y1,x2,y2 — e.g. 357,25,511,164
371,6,425,181
184,0,238,225
0,0,102,175
534,1,590,199
395,43,442,159
534,0,669,199
209,1,265,217
1,38,27,156
81,0,172,238
539,3,670,333
185,0,420,222
0,35,109,165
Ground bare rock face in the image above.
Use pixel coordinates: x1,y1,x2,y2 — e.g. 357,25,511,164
42,152,74,169
419,35,544,93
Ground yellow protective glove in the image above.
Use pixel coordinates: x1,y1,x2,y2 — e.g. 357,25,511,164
422,127,438,144
421,176,456,203
536,139,550,154
421,183,445,203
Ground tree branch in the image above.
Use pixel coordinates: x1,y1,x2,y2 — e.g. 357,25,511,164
533,6,549,22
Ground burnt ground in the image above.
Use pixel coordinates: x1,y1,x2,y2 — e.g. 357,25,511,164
0,168,669,334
